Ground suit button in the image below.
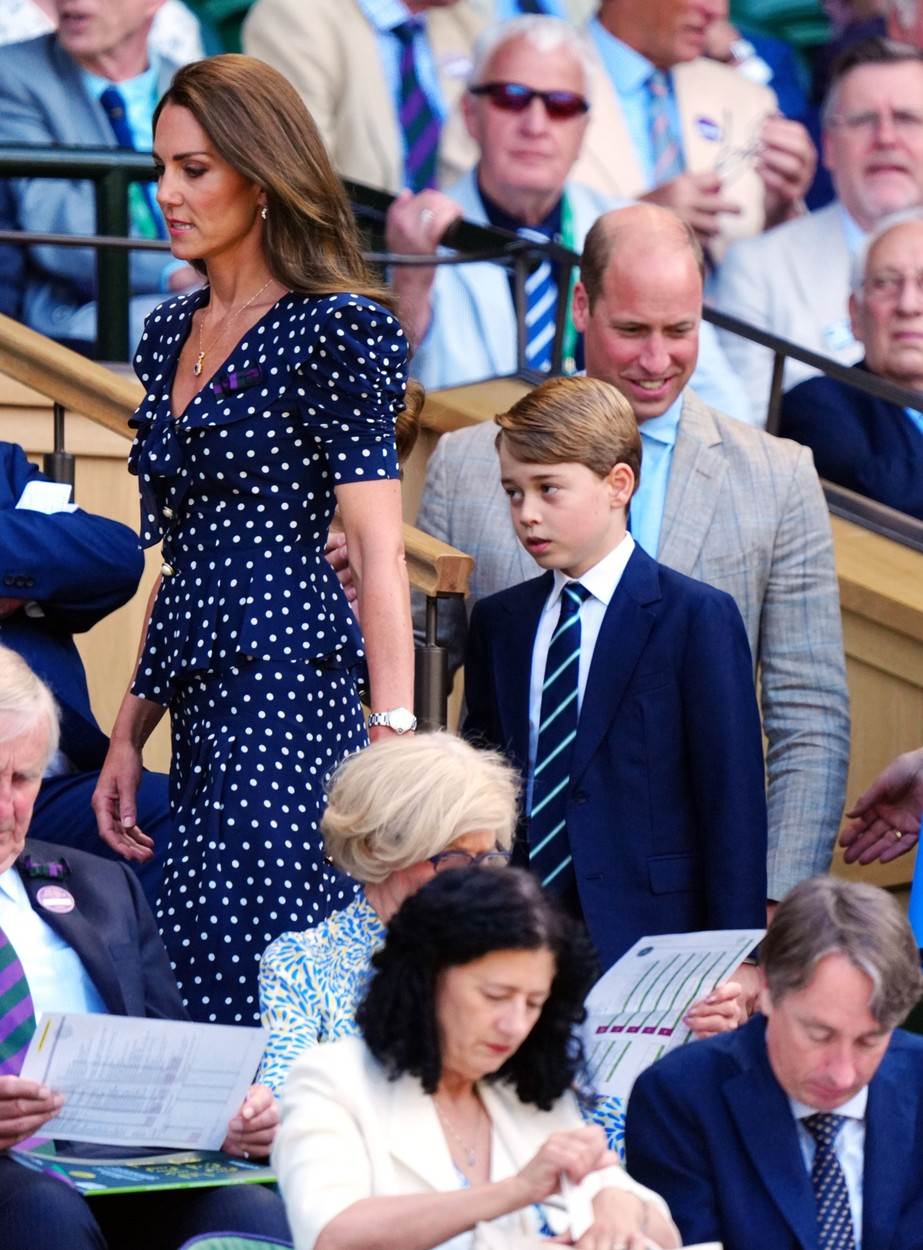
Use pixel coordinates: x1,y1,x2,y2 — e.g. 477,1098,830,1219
2,576,13,587
162,506,173,519
24,578,34,588
573,791,588,806
161,562,175,577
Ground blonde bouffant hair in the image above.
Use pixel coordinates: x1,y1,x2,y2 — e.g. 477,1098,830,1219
321,733,519,883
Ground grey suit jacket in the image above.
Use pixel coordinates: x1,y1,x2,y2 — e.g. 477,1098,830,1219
0,35,179,342
415,390,850,896
711,201,864,418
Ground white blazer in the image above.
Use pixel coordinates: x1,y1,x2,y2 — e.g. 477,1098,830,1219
273,1036,675,1250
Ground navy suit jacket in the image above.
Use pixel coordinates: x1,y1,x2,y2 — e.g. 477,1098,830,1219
17,839,184,1020
779,364,923,519
0,442,143,770
626,1014,923,1250
463,544,768,972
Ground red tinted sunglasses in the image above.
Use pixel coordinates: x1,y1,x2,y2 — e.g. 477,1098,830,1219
468,81,590,120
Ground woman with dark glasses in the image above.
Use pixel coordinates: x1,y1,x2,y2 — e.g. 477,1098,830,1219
256,733,518,1095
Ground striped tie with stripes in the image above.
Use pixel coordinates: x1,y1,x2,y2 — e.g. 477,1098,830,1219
529,581,589,894
0,924,35,1077
518,226,557,373
647,70,684,186
393,22,441,192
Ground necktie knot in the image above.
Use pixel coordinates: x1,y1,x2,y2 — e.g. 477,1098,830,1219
392,19,423,45
803,1112,847,1150
647,69,670,98
560,582,589,617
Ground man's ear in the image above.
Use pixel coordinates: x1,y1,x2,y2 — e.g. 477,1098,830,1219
572,281,590,333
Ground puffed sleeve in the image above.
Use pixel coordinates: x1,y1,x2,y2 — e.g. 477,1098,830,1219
293,294,407,485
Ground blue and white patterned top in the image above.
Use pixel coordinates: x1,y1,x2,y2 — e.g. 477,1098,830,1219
257,892,386,1094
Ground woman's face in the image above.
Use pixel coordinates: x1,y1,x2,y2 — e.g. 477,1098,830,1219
435,946,556,1084
153,102,264,265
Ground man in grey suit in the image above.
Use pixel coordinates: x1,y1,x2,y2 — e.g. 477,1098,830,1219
712,36,923,418
416,202,850,900
0,0,198,353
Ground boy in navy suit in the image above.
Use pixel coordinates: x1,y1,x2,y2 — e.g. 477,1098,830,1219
464,375,768,978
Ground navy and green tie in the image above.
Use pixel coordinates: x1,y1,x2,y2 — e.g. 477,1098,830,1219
529,582,589,894
393,22,440,192
0,925,35,1077
803,1113,857,1250
99,84,166,241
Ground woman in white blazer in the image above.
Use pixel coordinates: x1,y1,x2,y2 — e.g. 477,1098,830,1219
273,868,678,1250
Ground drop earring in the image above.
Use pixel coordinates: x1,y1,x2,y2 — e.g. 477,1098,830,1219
260,205,268,220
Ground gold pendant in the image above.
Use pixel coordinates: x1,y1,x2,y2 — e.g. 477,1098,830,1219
193,351,205,377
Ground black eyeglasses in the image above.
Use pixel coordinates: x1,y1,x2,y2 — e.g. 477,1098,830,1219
468,82,589,120
428,849,512,872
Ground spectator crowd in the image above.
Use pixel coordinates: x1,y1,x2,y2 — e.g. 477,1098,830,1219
3,1,923,1250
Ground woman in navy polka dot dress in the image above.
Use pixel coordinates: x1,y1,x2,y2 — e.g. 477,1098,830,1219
92,56,416,1026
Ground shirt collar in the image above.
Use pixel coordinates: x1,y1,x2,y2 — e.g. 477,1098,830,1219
549,532,635,610
477,177,564,239
588,18,656,96
82,60,158,104
355,0,413,33
638,395,683,446
790,1086,869,1123
837,201,868,259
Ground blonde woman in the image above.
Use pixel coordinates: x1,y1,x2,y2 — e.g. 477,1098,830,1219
257,733,518,1095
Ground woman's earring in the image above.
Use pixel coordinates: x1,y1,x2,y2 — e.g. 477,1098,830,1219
260,205,268,220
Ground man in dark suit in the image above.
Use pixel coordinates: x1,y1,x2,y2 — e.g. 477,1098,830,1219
0,645,287,1250
626,875,923,1250
462,374,767,978
780,210,923,519
0,440,168,904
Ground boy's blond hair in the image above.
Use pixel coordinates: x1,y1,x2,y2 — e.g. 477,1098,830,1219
495,375,642,493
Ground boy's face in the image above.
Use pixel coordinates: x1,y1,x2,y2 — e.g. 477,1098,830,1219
499,441,630,579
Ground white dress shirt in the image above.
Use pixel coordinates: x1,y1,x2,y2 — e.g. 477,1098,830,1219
0,866,105,1017
527,533,635,778
791,1088,867,1249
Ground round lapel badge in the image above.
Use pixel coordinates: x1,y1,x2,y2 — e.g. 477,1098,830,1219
37,884,76,914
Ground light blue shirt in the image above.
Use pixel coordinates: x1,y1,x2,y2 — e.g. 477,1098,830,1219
587,19,684,186
82,63,160,151
491,0,568,17
355,0,448,176
838,201,868,259
0,866,106,1018
791,1089,867,1250
629,398,683,557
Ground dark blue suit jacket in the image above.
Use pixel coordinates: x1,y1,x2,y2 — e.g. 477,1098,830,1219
16,839,184,1021
0,442,143,769
626,1014,923,1250
779,365,923,520
463,545,768,972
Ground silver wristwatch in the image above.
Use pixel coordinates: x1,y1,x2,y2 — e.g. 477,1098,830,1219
368,707,417,734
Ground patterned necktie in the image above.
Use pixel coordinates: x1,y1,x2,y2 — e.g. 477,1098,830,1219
0,924,36,1077
393,22,440,192
529,582,590,894
803,1113,857,1250
647,70,684,186
518,226,557,373
99,84,166,240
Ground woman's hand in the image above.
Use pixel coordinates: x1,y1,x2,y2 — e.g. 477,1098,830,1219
222,1083,279,1159
577,1187,679,1250
91,738,154,862
516,1126,615,1204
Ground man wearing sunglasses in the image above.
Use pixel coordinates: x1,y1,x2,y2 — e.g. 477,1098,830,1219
571,0,816,258
387,14,750,422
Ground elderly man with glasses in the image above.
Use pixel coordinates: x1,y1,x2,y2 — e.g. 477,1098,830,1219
780,208,923,518
386,14,749,420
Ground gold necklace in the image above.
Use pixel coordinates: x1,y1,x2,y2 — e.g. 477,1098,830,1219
192,277,276,376
433,1095,483,1168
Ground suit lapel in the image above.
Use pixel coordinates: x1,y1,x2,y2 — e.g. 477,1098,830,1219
657,392,727,575
724,1027,818,1250
497,573,553,771
383,1071,461,1191
18,861,127,1015
576,62,645,196
863,1051,914,1250
568,548,659,787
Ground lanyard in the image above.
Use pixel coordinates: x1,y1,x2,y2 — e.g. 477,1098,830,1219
557,193,579,374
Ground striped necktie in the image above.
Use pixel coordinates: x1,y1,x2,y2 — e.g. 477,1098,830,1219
803,1113,857,1250
647,70,684,185
518,226,557,373
393,22,440,192
99,84,166,240
0,924,36,1077
529,582,589,894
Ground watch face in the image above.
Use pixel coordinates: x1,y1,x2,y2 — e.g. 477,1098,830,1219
389,707,416,733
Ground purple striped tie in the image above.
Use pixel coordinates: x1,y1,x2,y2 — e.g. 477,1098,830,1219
0,925,36,1077
393,21,440,192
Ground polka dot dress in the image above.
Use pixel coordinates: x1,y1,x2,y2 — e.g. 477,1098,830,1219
127,288,407,1024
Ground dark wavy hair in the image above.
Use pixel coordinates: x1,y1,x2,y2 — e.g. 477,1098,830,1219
356,868,598,1109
